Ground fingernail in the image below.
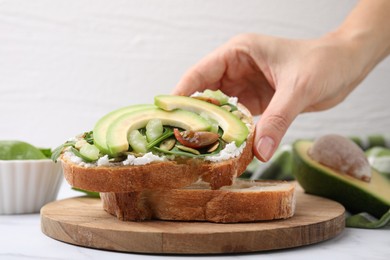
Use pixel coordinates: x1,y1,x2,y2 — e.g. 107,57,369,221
256,136,275,161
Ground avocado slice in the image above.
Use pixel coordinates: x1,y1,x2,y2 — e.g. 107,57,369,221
93,104,155,154
293,140,390,218
154,95,249,146
106,107,211,155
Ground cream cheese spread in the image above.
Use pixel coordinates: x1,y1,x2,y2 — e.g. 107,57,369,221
205,141,246,162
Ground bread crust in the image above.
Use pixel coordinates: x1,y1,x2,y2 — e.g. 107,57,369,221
61,118,254,192
101,180,296,223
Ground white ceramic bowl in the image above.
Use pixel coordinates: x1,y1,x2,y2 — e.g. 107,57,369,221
0,160,63,214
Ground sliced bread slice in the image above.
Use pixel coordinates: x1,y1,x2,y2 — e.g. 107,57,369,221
101,180,296,223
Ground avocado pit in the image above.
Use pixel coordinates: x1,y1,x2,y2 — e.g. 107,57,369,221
308,134,371,182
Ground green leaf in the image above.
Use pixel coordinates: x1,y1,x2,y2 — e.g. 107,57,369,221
365,147,390,178
39,148,52,158
146,128,174,150
72,187,100,198
51,141,75,162
84,131,94,144
0,140,47,160
346,209,390,229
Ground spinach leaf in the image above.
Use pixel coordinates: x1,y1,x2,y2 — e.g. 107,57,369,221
51,141,75,162
0,140,47,160
84,131,94,144
39,148,52,158
146,128,174,149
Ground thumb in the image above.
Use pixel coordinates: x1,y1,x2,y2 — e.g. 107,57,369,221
253,89,304,162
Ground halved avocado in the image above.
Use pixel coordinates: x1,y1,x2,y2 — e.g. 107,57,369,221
93,104,155,154
292,140,390,218
106,107,211,155
154,95,249,146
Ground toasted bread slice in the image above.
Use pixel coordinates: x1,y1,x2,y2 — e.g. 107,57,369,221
61,130,253,192
101,180,296,223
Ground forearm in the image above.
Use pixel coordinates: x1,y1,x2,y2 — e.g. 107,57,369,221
329,0,390,72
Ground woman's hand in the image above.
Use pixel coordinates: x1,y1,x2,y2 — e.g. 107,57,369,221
172,33,372,161
173,0,390,162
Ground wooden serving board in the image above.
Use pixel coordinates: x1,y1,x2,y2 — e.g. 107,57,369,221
41,188,345,254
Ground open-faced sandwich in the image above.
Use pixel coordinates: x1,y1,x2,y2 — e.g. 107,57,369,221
53,90,296,223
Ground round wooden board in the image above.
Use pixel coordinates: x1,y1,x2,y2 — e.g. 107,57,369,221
41,188,345,254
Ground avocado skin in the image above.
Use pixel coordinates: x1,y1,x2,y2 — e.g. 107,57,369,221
292,140,390,218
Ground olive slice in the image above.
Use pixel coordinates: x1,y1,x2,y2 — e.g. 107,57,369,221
159,138,176,151
176,145,201,155
207,141,220,153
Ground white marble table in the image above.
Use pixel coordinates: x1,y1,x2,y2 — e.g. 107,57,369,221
1,181,389,260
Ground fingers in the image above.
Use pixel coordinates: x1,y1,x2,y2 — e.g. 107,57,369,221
172,50,227,96
253,88,305,162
